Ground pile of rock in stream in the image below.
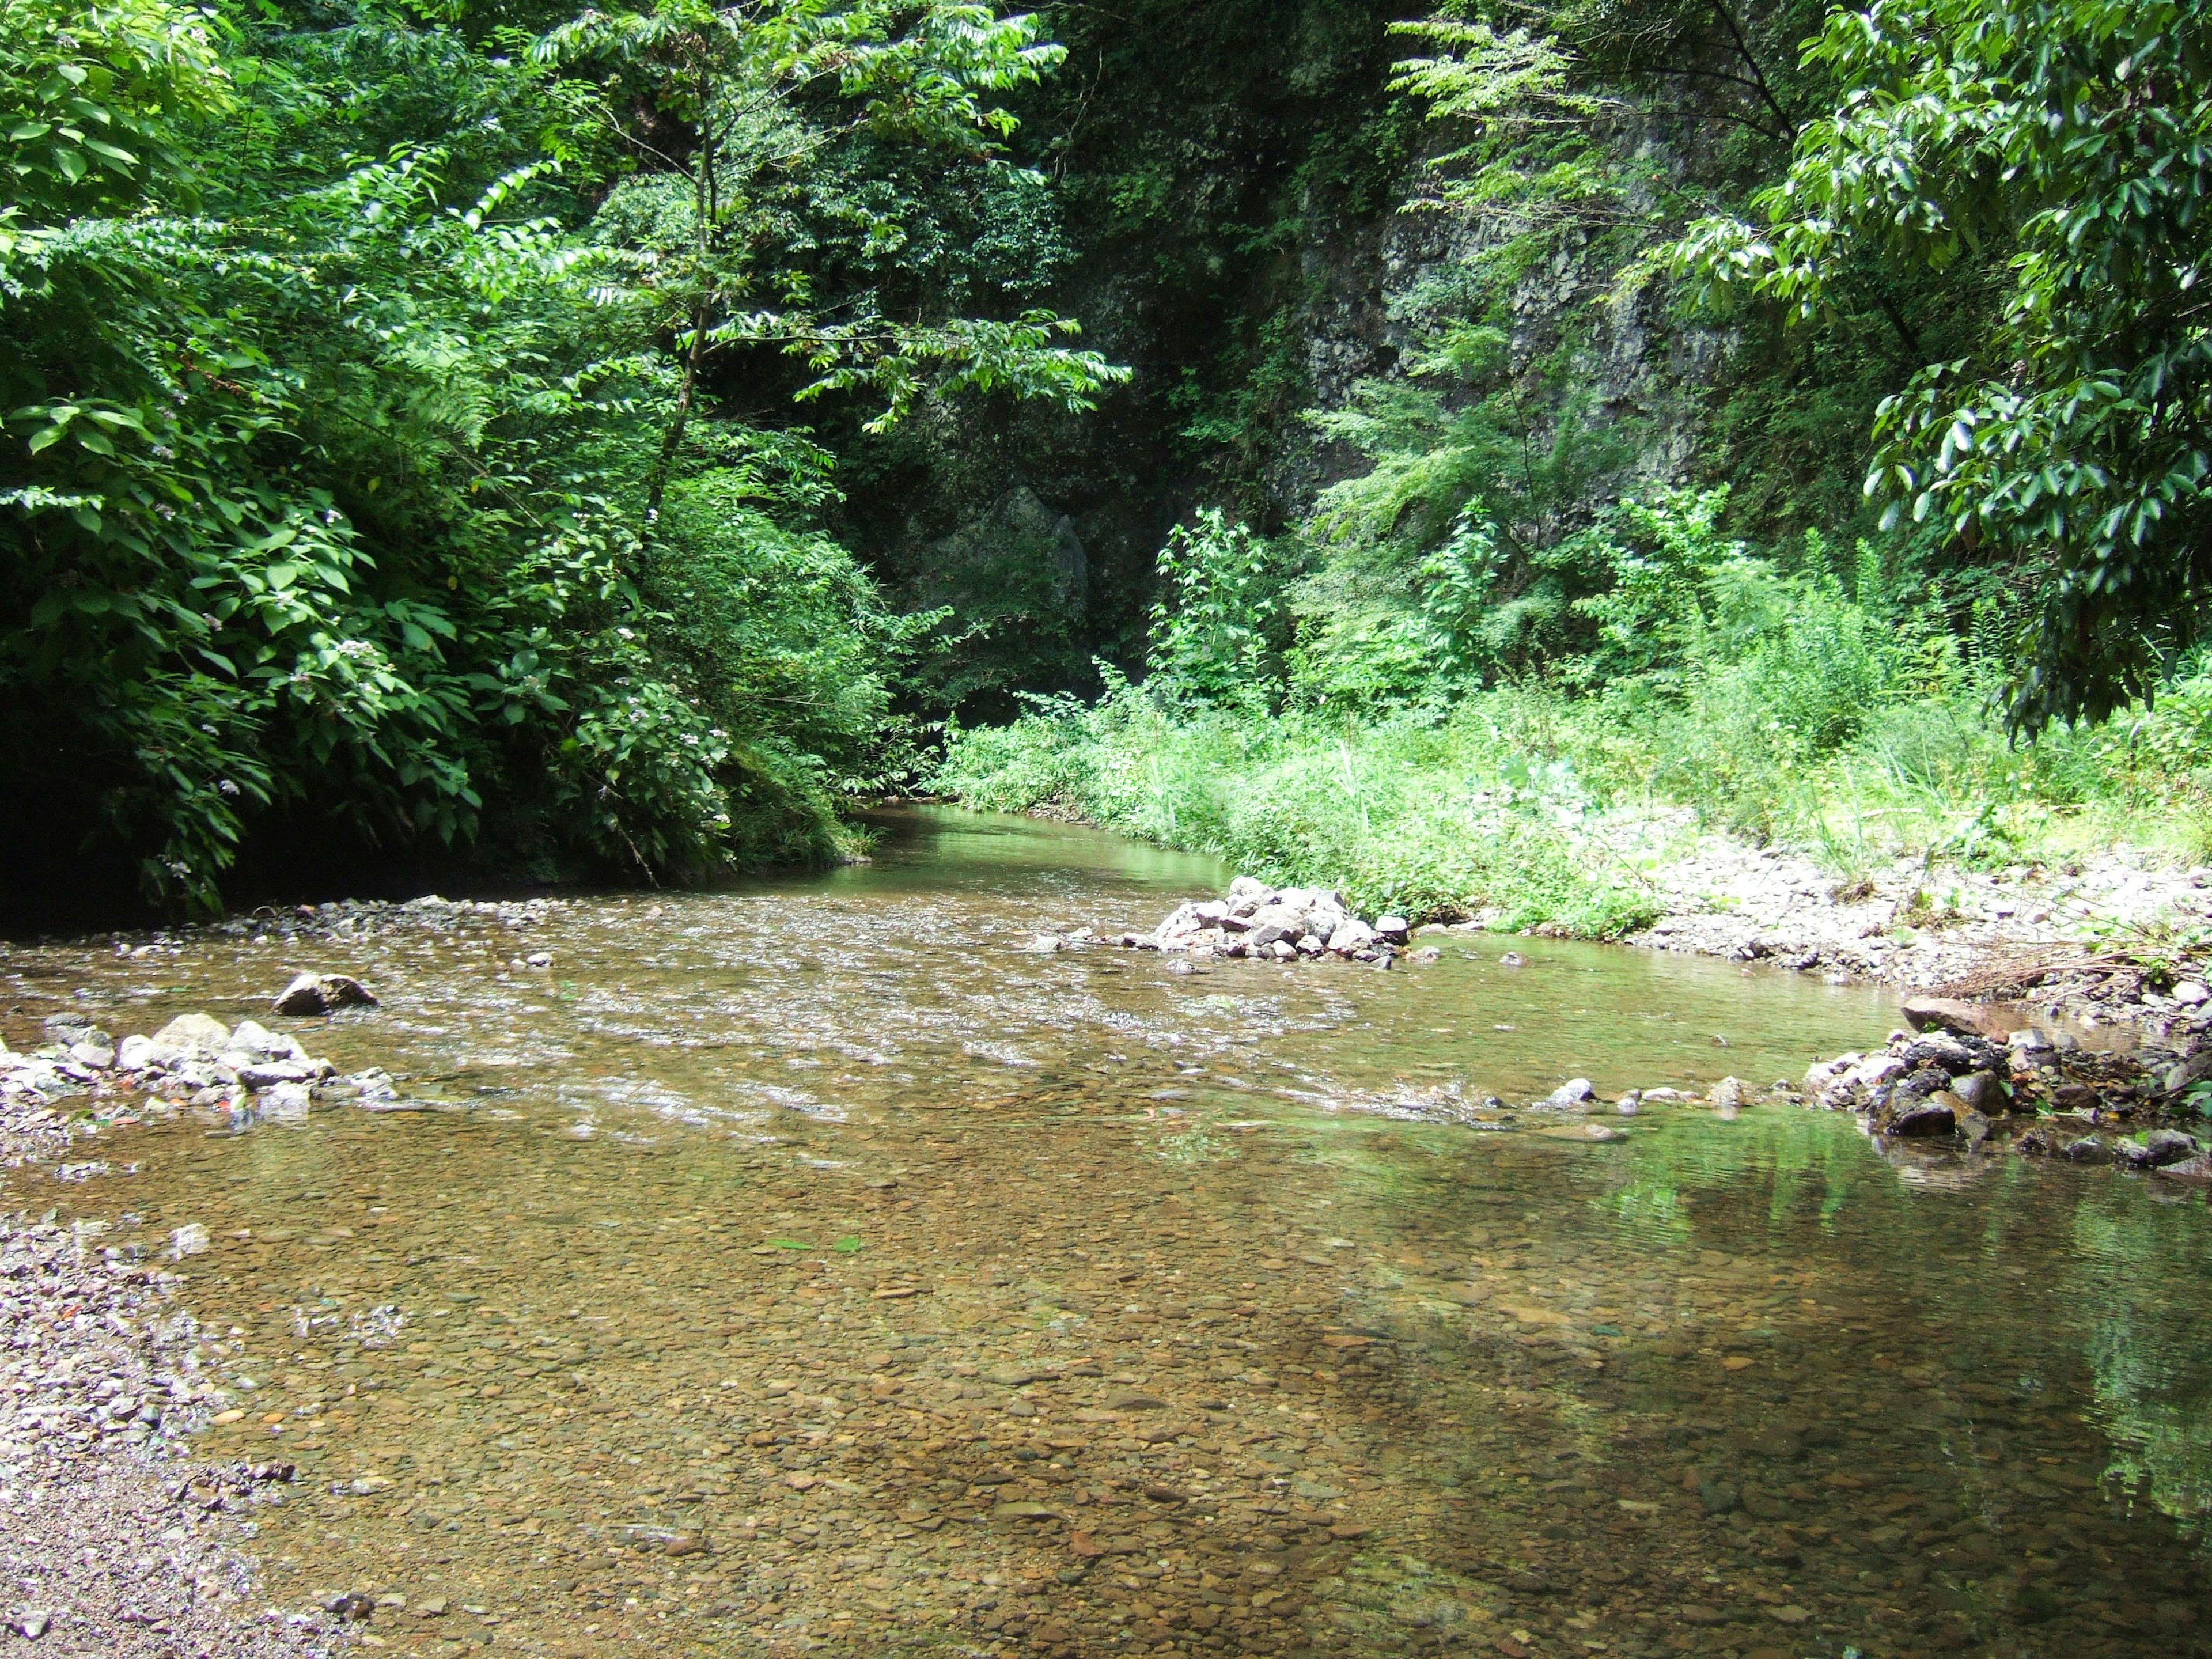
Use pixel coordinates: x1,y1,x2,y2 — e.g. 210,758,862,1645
1,976,395,1150
1104,877,1414,965
1803,995,2212,1175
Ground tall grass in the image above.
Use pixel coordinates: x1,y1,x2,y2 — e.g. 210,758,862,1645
935,672,2212,935
934,493,2212,933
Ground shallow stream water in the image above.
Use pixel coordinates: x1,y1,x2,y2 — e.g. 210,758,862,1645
9,808,2212,1658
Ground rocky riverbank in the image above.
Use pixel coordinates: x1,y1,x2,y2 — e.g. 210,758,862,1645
1608,815,2212,999
0,1089,350,1656
0,970,425,1656
1080,850,2212,1165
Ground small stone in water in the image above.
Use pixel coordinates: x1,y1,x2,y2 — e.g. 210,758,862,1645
272,972,379,1016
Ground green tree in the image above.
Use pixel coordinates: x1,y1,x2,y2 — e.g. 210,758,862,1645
1145,509,1279,707
1671,0,2212,730
0,0,1123,912
529,0,1122,531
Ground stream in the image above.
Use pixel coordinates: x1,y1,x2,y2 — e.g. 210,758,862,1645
10,806,2212,1658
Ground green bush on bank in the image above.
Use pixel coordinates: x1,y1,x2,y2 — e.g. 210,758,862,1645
935,495,2212,933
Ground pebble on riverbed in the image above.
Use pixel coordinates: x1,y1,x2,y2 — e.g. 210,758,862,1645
0,1188,343,1656
1108,877,1409,965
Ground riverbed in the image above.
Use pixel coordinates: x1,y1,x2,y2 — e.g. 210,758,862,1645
9,807,2211,1658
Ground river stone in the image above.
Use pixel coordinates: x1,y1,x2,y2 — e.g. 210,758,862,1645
1326,919,1376,954
1373,915,1410,944
1902,996,2013,1039
1887,1096,1957,1137
2060,1135,2112,1164
153,1013,230,1054
240,1058,324,1088
257,1083,313,1125
1950,1069,2010,1112
2153,1152,2212,1182
273,973,380,1016
1544,1078,1594,1109
228,1018,307,1062
2113,1128,2200,1169
1707,1077,1747,1109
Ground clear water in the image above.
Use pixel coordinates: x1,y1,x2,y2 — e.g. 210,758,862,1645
11,807,2210,1658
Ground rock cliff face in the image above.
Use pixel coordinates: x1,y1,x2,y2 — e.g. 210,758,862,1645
1282,104,1733,518
840,2,1783,708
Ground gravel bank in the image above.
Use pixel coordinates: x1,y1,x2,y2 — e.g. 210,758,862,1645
1609,814,2212,998
1,1085,349,1657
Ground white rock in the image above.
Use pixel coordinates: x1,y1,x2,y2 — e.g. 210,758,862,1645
226,1018,305,1062
2175,981,2209,1007
1852,1055,1908,1090
153,1013,230,1055
1327,920,1376,954
168,1224,210,1260
257,1083,313,1124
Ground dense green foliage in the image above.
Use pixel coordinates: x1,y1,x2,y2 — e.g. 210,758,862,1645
1673,0,2212,732
10,0,2211,921
0,0,1115,914
935,0,2212,926
940,487,2212,929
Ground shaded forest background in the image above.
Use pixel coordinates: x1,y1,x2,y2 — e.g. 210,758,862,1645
6,0,2209,923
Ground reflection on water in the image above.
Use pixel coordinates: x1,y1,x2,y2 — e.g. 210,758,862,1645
7,807,2211,1657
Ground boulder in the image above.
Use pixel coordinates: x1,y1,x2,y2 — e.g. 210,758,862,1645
2153,1152,2212,1182
1950,1070,2012,1113
43,1013,109,1050
2113,1128,2201,1170
1153,903,1207,940
1326,919,1376,955
257,1082,313,1125
1707,1077,1748,1110
1885,1096,1957,1137
116,1033,166,1071
272,973,380,1017
2060,1135,2112,1164
153,1013,231,1054
227,1018,306,1061
1544,1078,1596,1109
2162,1048,2212,1095
1372,915,1410,945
